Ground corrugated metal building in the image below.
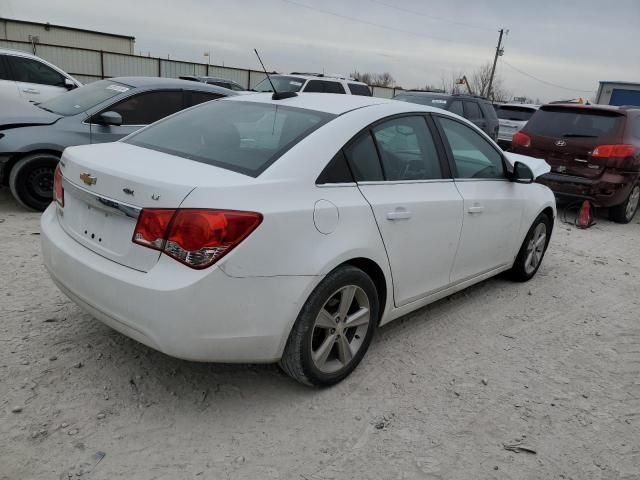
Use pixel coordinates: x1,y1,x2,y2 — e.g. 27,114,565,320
0,17,134,54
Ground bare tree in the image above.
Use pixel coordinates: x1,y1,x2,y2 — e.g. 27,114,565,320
468,62,511,101
351,71,396,87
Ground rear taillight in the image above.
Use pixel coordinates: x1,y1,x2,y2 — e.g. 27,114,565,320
512,131,531,148
591,144,636,159
132,209,262,269
54,165,64,207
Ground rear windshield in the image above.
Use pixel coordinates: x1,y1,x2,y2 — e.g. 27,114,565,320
394,93,450,108
253,76,305,93
38,80,132,116
526,107,624,139
126,100,335,177
496,105,537,121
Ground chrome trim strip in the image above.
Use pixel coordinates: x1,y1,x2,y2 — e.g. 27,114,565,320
63,178,142,219
356,179,454,186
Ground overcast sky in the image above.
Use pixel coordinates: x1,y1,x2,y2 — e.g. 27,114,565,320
2,0,639,101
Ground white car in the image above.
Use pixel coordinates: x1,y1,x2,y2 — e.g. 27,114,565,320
0,48,82,103
495,103,540,148
253,73,372,96
40,93,555,386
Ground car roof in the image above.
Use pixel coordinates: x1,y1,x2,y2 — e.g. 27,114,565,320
0,47,43,59
540,103,631,114
225,92,442,115
396,91,449,96
269,73,368,86
499,103,540,109
110,76,236,94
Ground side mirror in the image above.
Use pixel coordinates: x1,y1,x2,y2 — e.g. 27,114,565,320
97,111,123,127
511,161,534,184
64,78,77,90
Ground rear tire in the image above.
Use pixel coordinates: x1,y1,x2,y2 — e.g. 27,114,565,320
609,184,639,224
509,213,552,282
280,265,379,387
9,153,60,211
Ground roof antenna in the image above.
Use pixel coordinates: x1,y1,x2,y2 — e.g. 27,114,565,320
254,49,297,100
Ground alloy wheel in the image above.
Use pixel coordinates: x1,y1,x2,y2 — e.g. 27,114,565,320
524,222,547,275
310,285,371,374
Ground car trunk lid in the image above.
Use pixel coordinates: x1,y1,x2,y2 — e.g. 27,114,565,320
523,105,625,179
58,142,253,272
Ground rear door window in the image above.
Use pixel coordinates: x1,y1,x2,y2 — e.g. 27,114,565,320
6,55,66,87
463,101,483,120
107,90,184,125
126,101,335,177
525,107,624,139
448,100,464,116
348,83,371,96
372,116,442,180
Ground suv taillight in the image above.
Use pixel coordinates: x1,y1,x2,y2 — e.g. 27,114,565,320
54,165,64,207
512,131,531,148
132,209,262,269
591,144,636,159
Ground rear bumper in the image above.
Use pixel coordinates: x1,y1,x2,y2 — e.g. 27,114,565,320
537,171,638,207
40,205,318,363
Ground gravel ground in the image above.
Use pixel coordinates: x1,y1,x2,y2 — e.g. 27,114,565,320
1,187,639,480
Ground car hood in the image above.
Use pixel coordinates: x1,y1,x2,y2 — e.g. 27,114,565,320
0,95,62,129
504,151,551,179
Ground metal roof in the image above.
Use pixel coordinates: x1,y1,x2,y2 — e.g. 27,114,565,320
598,81,640,87
0,17,135,41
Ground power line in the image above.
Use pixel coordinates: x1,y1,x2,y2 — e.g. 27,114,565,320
369,0,496,32
281,0,460,45
501,60,594,93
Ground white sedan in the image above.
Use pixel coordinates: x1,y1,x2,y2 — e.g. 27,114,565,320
41,93,555,386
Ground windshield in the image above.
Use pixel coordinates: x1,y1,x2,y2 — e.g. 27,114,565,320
253,76,305,93
497,106,537,121
126,100,335,177
394,94,450,108
525,107,624,139
38,80,133,116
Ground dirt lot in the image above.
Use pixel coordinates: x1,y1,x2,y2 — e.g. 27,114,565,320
1,187,639,480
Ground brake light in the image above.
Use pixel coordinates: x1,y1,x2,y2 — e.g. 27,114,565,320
132,209,262,269
54,165,64,207
512,131,531,148
591,144,636,159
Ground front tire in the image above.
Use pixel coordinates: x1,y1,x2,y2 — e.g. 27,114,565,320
509,213,552,282
9,153,60,211
609,184,639,224
280,265,379,387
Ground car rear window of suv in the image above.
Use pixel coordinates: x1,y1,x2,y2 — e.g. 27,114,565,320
394,93,450,108
525,106,624,139
348,83,372,96
496,105,537,121
126,100,335,177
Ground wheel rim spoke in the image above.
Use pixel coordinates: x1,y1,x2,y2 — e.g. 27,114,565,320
337,335,353,365
338,286,356,320
345,307,369,328
525,251,534,270
315,308,337,329
313,334,337,369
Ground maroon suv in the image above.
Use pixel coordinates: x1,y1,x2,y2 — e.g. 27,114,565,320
512,104,640,223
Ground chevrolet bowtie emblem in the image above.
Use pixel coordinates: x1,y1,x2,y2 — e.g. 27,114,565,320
80,172,97,186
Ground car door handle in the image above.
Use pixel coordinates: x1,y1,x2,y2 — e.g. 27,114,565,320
468,205,484,214
386,209,412,221
22,88,39,94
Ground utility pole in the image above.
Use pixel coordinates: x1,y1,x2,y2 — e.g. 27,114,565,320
486,28,505,100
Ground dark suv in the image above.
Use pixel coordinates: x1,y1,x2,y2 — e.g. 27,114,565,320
393,91,499,140
512,104,640,223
